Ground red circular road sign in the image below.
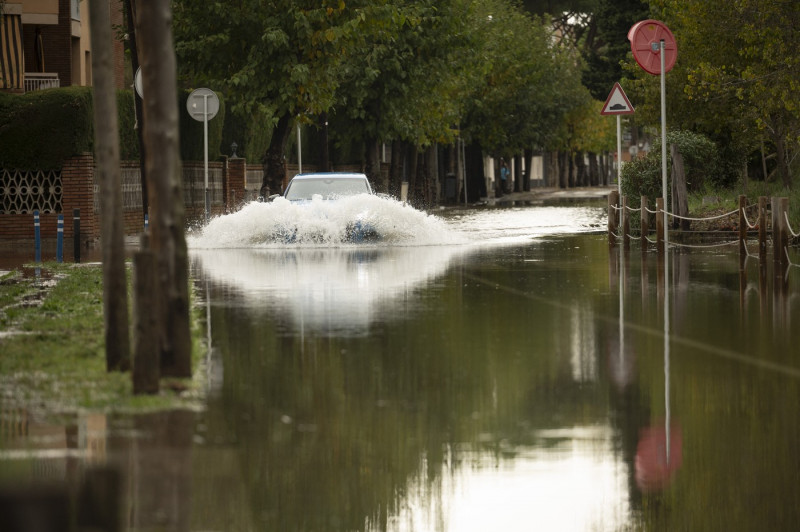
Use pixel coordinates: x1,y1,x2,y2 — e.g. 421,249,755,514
628,19,677,75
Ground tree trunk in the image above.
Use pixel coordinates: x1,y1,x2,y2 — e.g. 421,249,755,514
558,151,568,188
575,151,586,186
389,139,404,197
407,144,419,204
588,152,599,186
465,142,486,202
136,0,192,378
260,111,292,196
123,0,148,221
523,148,533,191
670,143,690,230
568,152,576,188
425,144,439,206
772,118,791,189
513,153,523,192
90,0,131,372
364,136,382,191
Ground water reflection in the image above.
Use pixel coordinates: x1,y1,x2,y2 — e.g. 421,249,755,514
2,226,800,531
191,246,467,336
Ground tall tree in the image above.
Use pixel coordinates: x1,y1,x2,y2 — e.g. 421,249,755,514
581,0,649,100
174,0,382,195
136,1,192,377
634,0,800,188
89,0,130,372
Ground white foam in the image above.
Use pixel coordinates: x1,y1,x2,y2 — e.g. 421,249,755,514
188,195,468,249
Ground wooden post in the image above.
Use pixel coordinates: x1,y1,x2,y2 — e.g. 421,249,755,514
640,196,649,250
656,197,665,253
771,197,783,264
738,195,747,257
622,195,630,249
133,247,160,394
778,198,790,267
608,190,619,245
758,196,767,261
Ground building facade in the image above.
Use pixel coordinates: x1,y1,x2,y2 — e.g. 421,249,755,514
1,0,125,93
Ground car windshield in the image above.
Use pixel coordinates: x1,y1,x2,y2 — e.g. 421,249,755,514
284,178,371,201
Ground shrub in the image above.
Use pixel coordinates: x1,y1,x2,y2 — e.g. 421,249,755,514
0,86,94,170
621,129,722,209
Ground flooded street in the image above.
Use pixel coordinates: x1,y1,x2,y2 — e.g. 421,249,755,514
2,198,800,531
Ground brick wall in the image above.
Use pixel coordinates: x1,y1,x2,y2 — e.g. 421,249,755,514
0,154,98,244
1,154,251,243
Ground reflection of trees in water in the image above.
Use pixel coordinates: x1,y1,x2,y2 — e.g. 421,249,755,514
606,246,800,530
206,256,614,531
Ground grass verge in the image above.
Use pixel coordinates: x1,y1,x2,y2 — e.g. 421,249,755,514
0,262,207,416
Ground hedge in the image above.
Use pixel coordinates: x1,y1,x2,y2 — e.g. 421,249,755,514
0,86,227,170
0,86,94,170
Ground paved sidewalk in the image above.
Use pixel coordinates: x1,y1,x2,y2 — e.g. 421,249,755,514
485,185,616,205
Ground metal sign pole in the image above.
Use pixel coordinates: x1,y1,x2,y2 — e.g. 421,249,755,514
297,121,302,174
659,37,671,465
204,94,209,225
616,115,622,196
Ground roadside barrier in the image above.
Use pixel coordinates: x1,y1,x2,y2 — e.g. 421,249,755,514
29,209,81,263
56,214,64,263
608,194,798,271
34,210,41,263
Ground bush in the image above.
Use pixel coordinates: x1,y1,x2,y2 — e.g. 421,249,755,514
621,129,722,208
0,86,94,170
0,87,228,169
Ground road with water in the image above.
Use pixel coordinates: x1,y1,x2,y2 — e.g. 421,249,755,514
2,194,799,531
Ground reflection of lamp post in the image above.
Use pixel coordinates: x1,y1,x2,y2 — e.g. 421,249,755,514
230,141,238,159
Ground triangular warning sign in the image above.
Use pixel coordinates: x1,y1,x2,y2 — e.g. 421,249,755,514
601,82,635,115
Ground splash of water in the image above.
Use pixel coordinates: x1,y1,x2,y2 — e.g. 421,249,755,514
188,195,467,249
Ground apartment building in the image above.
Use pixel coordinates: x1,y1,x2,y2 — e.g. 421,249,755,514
1,0,125,93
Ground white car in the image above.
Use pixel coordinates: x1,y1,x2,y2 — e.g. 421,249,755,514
273,172,379,243
283,172,373,201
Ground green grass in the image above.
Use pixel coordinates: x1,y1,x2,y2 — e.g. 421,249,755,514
0,262,207,415
687,180,800,232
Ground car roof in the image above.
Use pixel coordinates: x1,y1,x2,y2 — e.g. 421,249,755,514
290,172,368,181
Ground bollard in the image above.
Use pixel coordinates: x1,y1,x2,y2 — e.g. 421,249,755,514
641,196,649,251
622,195,630,249
56,214,64,263
73,209,81,263
608,190,619,245
758,196,767,261
656,197,665,254
34,210,41,263
738,195,747,257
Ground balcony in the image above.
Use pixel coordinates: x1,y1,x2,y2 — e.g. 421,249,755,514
24,73,61,92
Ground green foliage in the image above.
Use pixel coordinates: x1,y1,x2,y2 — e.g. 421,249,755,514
629,0,800,188
621,129,722,206
0,87,94,170
117,89,139,160
581,0,649,100
0,263,206,412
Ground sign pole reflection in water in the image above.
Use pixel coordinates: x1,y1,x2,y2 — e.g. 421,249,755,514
660,39,672,465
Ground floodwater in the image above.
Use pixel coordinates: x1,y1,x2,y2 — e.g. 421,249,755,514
2,195,799,531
